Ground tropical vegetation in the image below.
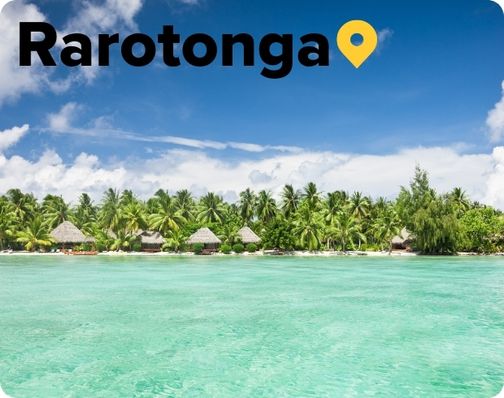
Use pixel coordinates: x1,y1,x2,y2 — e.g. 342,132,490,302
0,168,503,254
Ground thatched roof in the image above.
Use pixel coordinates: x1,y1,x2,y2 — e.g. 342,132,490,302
392,228,413,245
237,226,261,244
391,235,404,245
187,227,221,245
136,230,164,245
51,221,95,244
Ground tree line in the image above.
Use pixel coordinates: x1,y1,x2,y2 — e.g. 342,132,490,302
0,167,503,254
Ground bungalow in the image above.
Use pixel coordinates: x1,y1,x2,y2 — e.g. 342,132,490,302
186,227,221,251
237,226,261,245
50,221,95,249
135,230,165,252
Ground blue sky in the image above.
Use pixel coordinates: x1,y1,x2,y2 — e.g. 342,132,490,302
0,0,504,206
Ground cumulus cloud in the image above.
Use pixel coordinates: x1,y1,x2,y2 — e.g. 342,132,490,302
0,1,51,105
58,0,144,83
483,146,504,209
0,130,503,209
0,124,29,152
47,102,81,132
0,0,144,106
487,81,504,143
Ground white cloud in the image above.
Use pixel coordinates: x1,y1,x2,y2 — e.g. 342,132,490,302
166,0,201,6
43,102,302,153
483,146,504,209
176,0,200,4
58,0,144,83
0,0,144,106
377,28,393,54
47,102,81,132
0,129,502,209
487,81,504,143
0,1,50,105
0,124,29,152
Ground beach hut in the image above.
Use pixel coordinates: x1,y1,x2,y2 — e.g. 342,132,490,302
50,221,95,249
237,226,261,245
136,230,165,252
391,228,413,251
186,227,221,251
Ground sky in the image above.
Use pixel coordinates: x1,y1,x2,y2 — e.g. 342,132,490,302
0,0,504,207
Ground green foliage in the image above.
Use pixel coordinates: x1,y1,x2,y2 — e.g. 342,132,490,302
193,243,204,255
131,241,142,252
330,207,366,252
16,217,54,251
459,207,502,253
197,193,226,224
396,166,435,231
163,229,187,252
239,188,256,224
262,217,296,251
256,191,277,224
412,196,461,254
293,203,323,251
220,244,232,254
246,243,258,252
232,243,245,253
0,166,501,255
149,189,186,235
73,243,94,252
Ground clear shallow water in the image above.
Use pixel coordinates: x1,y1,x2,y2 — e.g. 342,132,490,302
0,256,503,398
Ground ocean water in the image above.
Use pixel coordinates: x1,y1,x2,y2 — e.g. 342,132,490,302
0,255,503,398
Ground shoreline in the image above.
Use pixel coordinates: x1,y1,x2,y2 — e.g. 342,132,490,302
1,250,503,257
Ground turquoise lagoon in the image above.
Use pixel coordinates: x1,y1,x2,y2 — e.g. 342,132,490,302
0,255,503,397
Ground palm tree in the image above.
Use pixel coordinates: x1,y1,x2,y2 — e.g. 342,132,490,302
122,201,148,233
349,192,370,220
42,194,70,229
373,197,388,214
99,188,121,232
239,188,256,224
293,204,323,251
302,182,321,211
373,207,401,252
149,189,186,234
333,209,366,252
119,190,136,207
197,192,226,224
0,198,15,249
109,229,136,252
72,193,97,236
256,190,277,224
281,184,300,217
16,217,54,251
6,188,37,224
450,187,470,212
174,189,195,220
323,192,341,225
163,229,187,252
219,224,240,245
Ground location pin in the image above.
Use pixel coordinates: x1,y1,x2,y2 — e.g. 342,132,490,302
337,20,378,68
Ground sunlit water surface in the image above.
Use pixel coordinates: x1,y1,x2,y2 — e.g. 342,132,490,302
0,255,503,397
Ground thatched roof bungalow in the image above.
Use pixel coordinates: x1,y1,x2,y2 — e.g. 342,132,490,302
237,226,261,244
186,227,221,249
50,221,95,248
391,228,413,250
136,230,164,252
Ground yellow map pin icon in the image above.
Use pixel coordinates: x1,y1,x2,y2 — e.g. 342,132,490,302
337,20,378,68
